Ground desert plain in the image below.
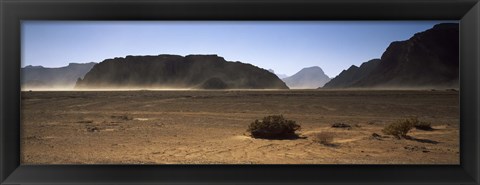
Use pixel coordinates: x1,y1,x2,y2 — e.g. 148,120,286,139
21,90,459,164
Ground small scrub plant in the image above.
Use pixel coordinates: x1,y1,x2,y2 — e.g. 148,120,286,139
247,115,300,139
382,118,417,139
331,122,352,129
111,115,133,121
86,126,100,133
313,132,335,146
77,120,93,124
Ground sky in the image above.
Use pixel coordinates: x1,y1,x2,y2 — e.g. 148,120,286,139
22,21,456,78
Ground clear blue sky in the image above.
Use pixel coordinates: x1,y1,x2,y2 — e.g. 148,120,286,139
22,21,456,77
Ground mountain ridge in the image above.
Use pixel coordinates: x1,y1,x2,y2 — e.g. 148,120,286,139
323,23,459,89
21,62,97,89
75,54,289,89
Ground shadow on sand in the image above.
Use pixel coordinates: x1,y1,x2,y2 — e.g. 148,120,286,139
251,134,308,140
405,136,440,144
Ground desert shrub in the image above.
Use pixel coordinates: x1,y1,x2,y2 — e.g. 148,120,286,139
382,118,417,139
247,115,300,139
313,132,335,146
414,121,433,131
86,126,100,132
331,122,352,129
77,120,93,123
111,115,133,121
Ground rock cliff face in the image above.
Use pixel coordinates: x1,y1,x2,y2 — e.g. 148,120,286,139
75,54,289,89
282,66,331,89
323,59,381,88
323,23,459,89
21,62,96,89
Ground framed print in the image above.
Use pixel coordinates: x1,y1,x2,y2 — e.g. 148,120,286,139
1,0,479,184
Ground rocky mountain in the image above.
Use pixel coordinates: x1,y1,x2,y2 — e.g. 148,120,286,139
282,66,331,89
323,23,459,89
75,54,289,89
323,59,381,88
21,62,96,89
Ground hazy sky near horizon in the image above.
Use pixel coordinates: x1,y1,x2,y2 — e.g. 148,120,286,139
22,21,456,77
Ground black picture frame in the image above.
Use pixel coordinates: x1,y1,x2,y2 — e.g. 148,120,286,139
1,0,479,184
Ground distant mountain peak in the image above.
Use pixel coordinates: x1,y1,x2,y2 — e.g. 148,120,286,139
303,66,321,69
298,66,325,73
24,65,44,69
68,62,96,65
282,66,330,89
22,62,97,89
67,62,96,68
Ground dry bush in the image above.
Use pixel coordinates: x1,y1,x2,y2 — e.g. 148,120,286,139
86,126,100,133
313,132,335,146
111,115,133,121
382,118,417,139
331,122,352,129
247,115,300,139
77,120,93,123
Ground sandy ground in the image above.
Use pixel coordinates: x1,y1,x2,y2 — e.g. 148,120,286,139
21,90,459,164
